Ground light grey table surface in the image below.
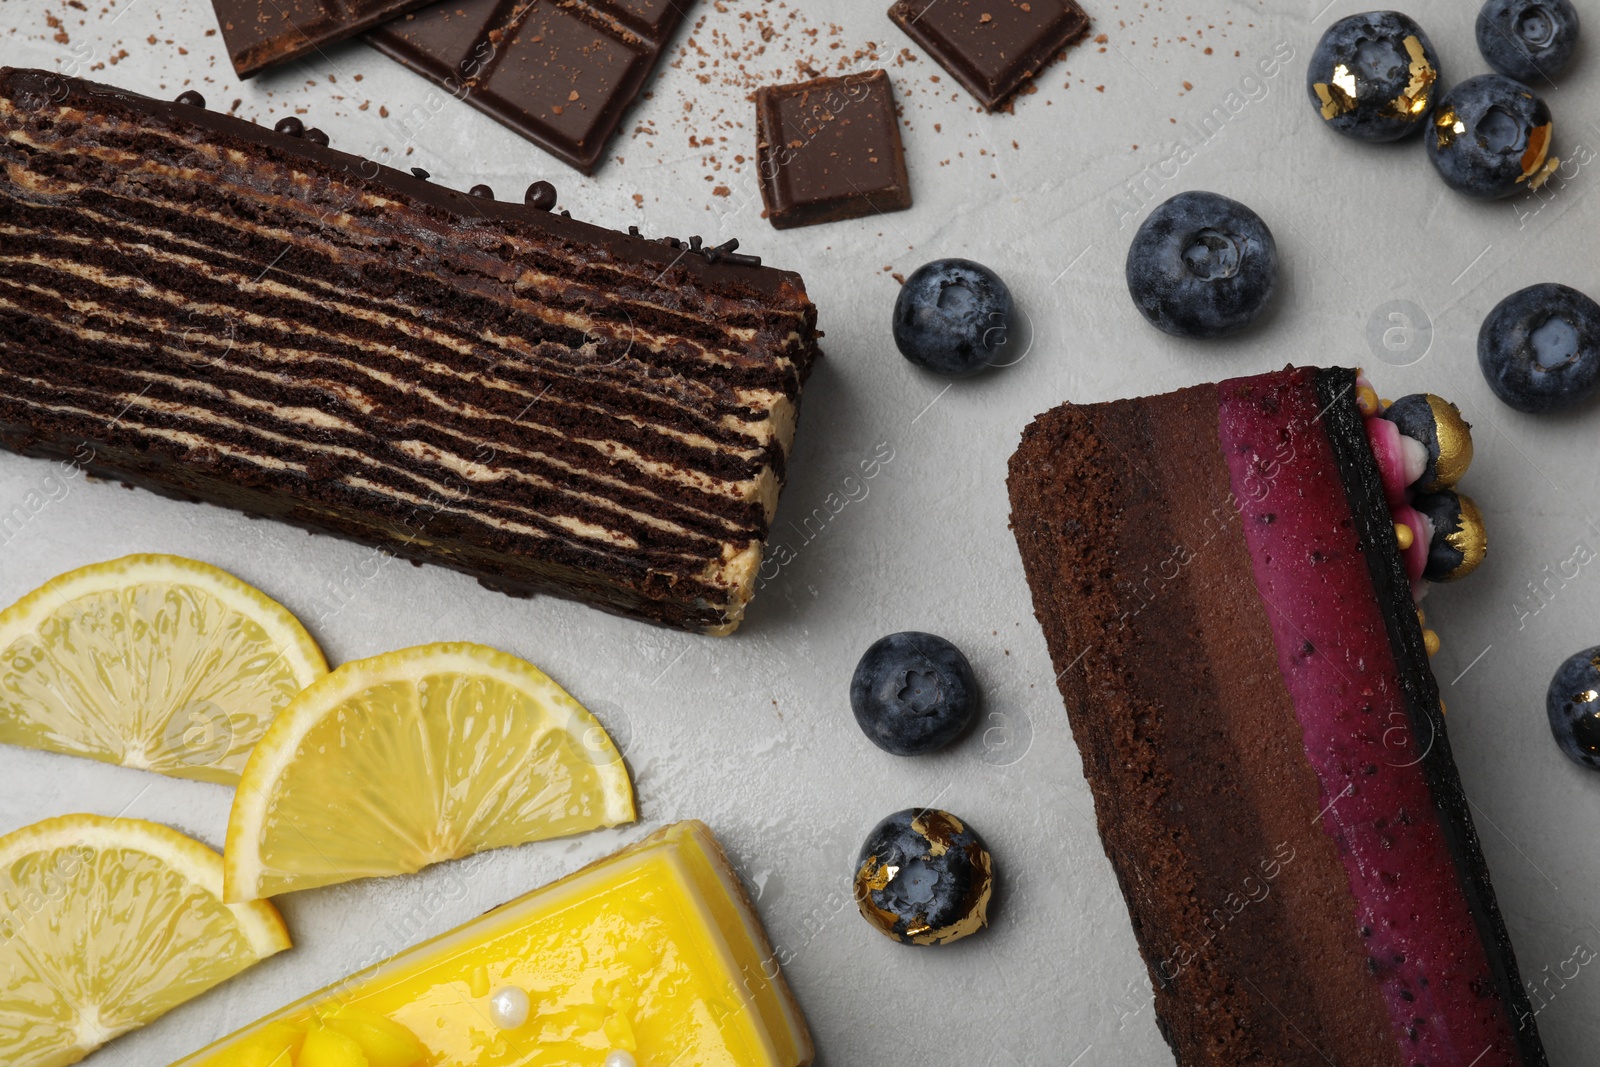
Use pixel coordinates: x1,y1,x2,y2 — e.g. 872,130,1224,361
2,0,1599,1063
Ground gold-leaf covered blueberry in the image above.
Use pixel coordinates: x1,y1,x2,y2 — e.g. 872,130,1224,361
1382,393,1474,491
1426,75,1557,199
1546,647,1600,770
1413,489,1488,581
1307,12,1441,142
853,808,993,947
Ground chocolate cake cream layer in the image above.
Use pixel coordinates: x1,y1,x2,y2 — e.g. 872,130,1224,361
0,68,820,635
1008,367,1544,1066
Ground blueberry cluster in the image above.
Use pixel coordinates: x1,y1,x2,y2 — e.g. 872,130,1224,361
846,632,994,946
1300,11,1599,422
1307,7,1577,200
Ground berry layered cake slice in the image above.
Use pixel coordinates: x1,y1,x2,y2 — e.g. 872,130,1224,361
1008,367,1544,1065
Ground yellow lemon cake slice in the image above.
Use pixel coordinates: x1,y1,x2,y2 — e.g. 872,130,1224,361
173,821,813,1067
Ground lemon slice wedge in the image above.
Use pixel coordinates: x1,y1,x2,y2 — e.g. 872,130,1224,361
0,555,328,785
224,642,636,903
0,813,290,1067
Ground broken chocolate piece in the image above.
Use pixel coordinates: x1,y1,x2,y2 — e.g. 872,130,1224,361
754,69,912,230
214,0,438,79
888,0,1090,112
366,0,693,174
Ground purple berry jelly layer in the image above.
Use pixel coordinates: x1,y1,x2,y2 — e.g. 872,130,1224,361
1217,368,1524,1065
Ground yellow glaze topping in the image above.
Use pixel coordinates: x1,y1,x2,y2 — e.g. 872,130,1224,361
172,822,813,1067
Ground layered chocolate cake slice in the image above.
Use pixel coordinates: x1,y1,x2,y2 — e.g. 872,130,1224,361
0,68,820,634
1008,367,1544,1065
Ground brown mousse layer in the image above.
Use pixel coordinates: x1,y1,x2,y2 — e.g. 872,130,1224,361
0,67,820,634
1007,385,1403,1064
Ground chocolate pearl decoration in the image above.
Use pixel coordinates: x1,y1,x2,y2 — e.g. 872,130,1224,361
174,90,205,108
469,184,494,198
524,180,558,210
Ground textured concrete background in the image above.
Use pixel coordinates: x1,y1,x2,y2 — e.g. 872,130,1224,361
2,0,1599,1063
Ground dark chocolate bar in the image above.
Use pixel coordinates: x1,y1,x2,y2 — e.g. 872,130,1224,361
0,67,820,634
215,0,435,79
888,0,1090,112
754,70,912,230
366,0,692,174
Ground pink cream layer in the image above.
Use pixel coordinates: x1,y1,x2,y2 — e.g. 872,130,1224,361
1217,369,1521,1065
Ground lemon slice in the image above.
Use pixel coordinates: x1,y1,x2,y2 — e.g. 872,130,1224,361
0,813,290,1067
224,642,636,902
0,554,327,785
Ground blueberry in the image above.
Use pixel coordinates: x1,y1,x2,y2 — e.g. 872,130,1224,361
1410,489,1488,582
853,808,993,946
1125,191,1277,340
1477,0,1581,84
1381,394,1475,492
891,259,1015,378
1427,75,1557,199
1478,282,1600,413
850,632,978,756
1547,648,1600,770
1307,11,1442,142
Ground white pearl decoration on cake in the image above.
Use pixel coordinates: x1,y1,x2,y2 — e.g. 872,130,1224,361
602,1051,638,1067
487,985,530,1029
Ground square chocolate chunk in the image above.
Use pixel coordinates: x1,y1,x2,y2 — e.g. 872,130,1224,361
755,69,912,230
888,0,1090,112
